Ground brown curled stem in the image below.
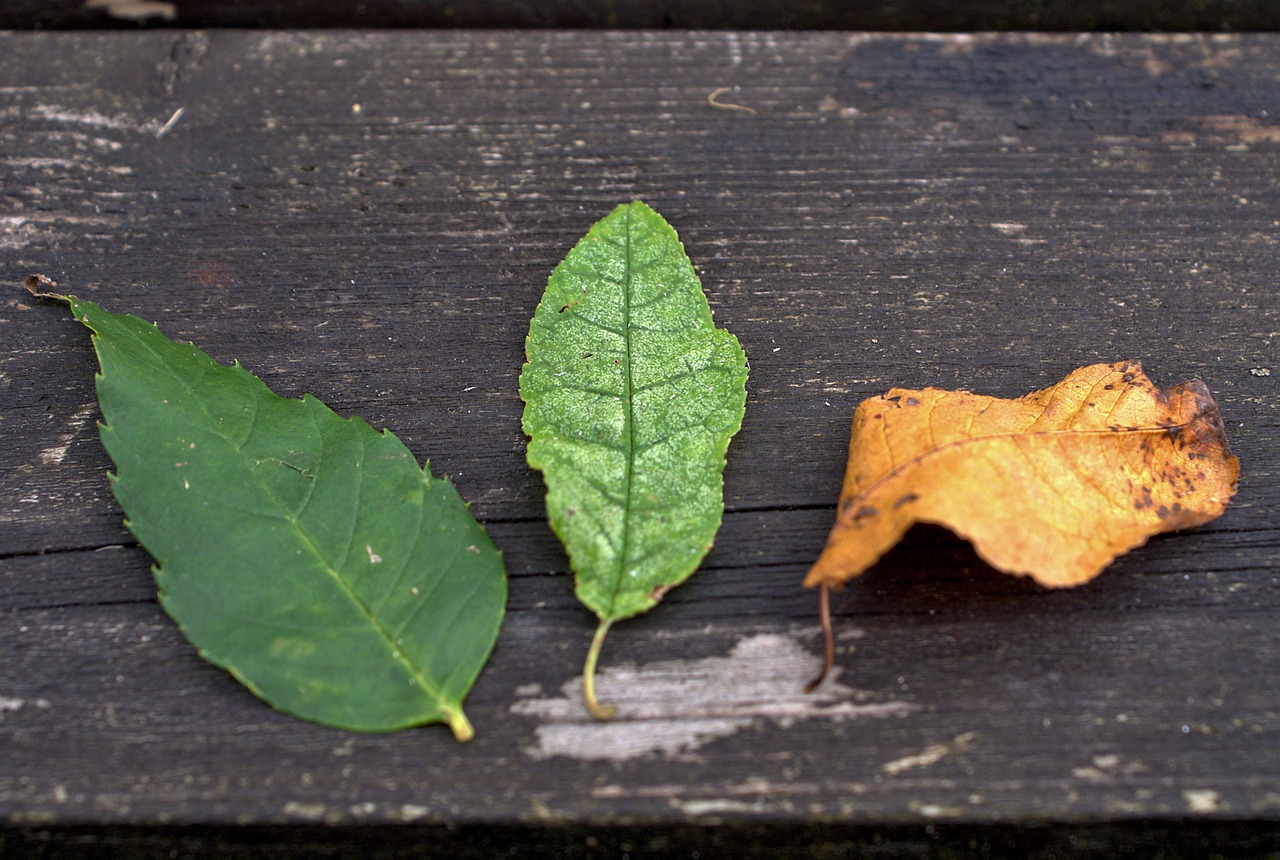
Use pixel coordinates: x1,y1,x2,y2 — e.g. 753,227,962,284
804,584,834,693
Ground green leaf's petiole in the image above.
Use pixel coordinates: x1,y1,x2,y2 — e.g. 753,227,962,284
583,617,617,721
446,708,475,742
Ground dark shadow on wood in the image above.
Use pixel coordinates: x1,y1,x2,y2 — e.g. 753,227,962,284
6,820,1280,859
4,0,1280,32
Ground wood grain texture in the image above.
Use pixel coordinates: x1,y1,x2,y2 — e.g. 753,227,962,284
1,31,1278,855
4,0,1279,31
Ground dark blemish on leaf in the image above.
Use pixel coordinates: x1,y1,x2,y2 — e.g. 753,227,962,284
1133,484,1154,512
885,394,901,403
894,492,920,509
840,497,854,513
906,397,921,406
1156,505,1171,519
1104,384,1115,390
581,352,593,359
853,505,878,521
648,584,673,603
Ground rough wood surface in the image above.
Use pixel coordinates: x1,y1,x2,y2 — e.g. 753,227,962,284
1,30,1278,856
5,1,1279,32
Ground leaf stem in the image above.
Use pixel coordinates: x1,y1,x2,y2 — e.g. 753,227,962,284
804,584,834,693
583,617,617,720
446,708,475,742
24,274,68,303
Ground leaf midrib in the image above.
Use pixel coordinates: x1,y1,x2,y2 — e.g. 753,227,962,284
106,312,452,715
606,204,638,620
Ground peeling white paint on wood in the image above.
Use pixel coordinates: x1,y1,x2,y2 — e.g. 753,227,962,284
1183,789,1222,813
30,105,139,131
1071,753,1148,782
511,631,917,761
881,732,974,775
83,0,177,23
0,215,31,250
39,402,99,465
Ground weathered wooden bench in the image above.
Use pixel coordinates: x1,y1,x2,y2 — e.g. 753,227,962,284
2,26,1278,857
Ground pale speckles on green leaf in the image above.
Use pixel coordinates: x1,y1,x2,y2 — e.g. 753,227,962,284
519,201,748,718
63,298,506,740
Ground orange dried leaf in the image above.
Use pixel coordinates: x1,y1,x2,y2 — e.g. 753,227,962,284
806,361,1239,591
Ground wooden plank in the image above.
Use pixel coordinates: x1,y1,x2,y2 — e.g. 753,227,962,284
4,1,1279,31
2,30,1278,854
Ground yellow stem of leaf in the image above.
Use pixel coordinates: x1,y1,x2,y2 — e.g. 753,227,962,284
804,584,834,693
446,708,475,742
583,617,617,720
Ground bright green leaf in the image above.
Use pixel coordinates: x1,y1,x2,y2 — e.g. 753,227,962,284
519,201,748,718
51,291,505,740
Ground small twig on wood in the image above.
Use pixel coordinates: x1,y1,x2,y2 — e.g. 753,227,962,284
707,87,757,115
155,107,185,138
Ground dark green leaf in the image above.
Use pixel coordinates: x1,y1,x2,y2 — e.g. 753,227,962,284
62,295,505,740
519,201,748,717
